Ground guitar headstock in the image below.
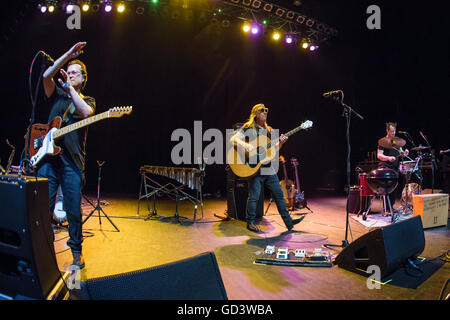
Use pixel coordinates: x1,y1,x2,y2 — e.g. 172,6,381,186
109,106,133,118
300,120,313,130
290,157,299,166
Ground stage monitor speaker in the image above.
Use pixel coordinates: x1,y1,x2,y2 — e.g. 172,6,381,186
334,215,425,278
80,252,227,300
226,170,263,221
0,174,61,299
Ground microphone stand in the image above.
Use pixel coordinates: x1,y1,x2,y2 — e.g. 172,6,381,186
324,93,364,249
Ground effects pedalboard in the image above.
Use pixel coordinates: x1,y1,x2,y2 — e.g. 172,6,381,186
254,246,332,267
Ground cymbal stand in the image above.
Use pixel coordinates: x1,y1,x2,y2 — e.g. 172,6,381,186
82,161,120,232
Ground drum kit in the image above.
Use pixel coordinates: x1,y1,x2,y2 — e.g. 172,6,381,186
357,136,430,222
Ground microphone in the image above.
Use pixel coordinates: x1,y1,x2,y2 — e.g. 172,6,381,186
40,51,54,67
322,90,342,98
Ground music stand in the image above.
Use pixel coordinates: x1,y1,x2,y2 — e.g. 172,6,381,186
82,160,120,232
323,91,364,249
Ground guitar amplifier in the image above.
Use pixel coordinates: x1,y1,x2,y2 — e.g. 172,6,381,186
226,170,263,221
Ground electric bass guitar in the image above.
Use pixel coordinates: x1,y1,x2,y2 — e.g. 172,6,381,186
227,120,313,178
26,106,133,167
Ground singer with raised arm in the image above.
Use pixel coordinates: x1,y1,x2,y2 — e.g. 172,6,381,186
377,122,409,211
229,103,305,233
37,42,96,269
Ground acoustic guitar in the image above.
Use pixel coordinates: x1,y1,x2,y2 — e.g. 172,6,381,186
291,157,307,210
279,155,295,207
25,106,132,167
227,120,313,178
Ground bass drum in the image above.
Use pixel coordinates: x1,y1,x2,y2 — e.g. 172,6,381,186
401,183,422,205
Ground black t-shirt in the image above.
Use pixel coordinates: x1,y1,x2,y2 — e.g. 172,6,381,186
46,86,96,173
378,145,400,169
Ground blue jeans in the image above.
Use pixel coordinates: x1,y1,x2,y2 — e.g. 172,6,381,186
38,156,83,253
246,174,294,227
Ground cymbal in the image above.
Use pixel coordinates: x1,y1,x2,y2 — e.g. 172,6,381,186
411,145,430,151
378,136,406,149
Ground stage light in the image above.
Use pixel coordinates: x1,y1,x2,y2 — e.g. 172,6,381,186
136,6,145,14
48,5,55,13
151,0,158,4
301,41,309,49
66,4,74,13
117,3,125,13
104,3,113,12
251,25,260,35
40,5,47,13
309,45,318,51
242,23,250,33
272,32,281,40
82,4,90,12
285,36,293,44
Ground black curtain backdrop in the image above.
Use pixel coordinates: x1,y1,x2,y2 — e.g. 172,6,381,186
1,0,449,196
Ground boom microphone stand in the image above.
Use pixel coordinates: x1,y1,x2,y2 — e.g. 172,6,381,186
322,90,364,249
82,160,120,232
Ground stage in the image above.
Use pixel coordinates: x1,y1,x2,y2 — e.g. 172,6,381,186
53,193,449,300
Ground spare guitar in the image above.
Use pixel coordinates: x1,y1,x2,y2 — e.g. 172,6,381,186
227,120,313,178
291,157,312,213
279,155,295,208
25,106,133,167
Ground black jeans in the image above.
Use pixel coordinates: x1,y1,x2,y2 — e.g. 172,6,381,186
38,156,83,253
246,174,294,227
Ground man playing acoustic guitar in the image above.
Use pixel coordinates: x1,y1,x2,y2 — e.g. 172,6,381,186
38,42,95,269
229,104,305,233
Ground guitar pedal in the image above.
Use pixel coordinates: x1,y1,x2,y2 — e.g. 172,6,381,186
264,245,275,255
294,249,306,258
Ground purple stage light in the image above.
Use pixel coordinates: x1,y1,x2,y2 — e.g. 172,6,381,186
251,26,260,35
285,36,293,44
104,4,113,12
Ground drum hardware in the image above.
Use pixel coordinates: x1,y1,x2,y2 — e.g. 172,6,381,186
411,145,430,151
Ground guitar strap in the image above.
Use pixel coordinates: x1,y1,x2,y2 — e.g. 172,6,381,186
62,102,75,124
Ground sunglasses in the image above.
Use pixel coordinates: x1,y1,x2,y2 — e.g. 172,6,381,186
257,107,269,113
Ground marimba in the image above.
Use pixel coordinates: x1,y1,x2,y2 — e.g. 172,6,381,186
137,165,205,222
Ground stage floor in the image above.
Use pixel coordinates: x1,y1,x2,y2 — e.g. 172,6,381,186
53,194,450,300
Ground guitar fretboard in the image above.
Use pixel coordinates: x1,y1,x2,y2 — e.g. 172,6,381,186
53,111,110,139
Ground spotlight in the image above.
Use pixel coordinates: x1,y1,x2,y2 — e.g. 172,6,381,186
251,25,260,35
82,4,90,12
272,32,281,40
39,5,47,13
48,5,55,13
242,23,251,33
309,45,318,51
285,36,293,44
117,3,125,13
104,2,113,12
66,4,74,13
151,0,158,4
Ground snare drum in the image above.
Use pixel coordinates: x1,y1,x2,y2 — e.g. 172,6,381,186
399,161,417,174
359,173,374,196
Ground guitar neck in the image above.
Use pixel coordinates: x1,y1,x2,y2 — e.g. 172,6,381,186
266,123,307,149
294,166,300,190
53,110,110,140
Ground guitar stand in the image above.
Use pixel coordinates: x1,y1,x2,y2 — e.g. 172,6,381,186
82,161,120,232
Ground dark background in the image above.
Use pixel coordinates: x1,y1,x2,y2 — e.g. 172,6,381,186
1,0,449,197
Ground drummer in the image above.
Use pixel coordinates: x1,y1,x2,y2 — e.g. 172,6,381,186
377,122,409,210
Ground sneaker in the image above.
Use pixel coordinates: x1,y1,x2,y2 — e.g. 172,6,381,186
246,222,260,233
71,251,85,269
287,215,306,231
